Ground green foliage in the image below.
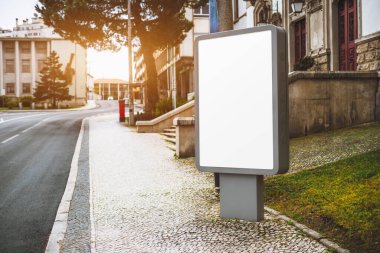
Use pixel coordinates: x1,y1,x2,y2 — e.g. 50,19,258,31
0,96,10,107
34,51,73,108
6,99,18,109
176,97,188,108
154,97,173,117
294,56,315,71
265,150,380,253
20,96,34,107
36,0,207,113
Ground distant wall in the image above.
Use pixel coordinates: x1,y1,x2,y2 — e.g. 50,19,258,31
288,71,380,137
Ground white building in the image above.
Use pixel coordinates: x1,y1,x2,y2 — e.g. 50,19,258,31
0,17,87,105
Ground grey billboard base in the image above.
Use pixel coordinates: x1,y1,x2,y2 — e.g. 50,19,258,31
220,174,264,221
195,25,288,222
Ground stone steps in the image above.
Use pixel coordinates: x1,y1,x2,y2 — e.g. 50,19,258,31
161,126,176,151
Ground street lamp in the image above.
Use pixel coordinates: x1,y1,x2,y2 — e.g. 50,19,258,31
290,0,304,14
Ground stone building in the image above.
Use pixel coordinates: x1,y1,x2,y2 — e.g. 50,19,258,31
231,0,380,137
236,0,380,72
0,17,87,105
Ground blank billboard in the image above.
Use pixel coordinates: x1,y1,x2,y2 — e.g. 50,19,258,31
195,26,288,175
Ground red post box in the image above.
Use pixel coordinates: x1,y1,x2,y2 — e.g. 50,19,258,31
119,100,125,122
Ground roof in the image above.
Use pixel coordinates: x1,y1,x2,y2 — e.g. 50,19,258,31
94,78,128,84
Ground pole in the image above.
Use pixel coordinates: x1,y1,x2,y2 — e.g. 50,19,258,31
128,0,135,126
210,0,220,190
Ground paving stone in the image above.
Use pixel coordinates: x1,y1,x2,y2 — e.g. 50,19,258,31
69,113,329,253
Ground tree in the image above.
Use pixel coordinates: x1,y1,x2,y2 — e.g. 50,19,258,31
36,0,207,113
34,51,73,107
216,0,233,31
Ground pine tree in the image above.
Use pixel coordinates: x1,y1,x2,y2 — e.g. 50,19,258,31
34,51,73,108
36,0,207,113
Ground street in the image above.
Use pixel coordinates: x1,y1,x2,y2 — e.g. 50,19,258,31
0,101,117,253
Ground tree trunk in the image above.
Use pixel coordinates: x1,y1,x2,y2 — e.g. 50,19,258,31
140,45,159,114
217,0,233,31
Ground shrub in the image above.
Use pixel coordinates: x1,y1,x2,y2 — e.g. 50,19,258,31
20,96,34,107
294,56,315,71
7,100,18,109
154,97,173,117
0,96,9,107
176,98,188,108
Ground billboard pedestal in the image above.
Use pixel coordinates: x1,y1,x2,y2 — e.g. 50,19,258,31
220,174,264,221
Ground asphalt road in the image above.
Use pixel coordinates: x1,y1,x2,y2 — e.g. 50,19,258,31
0,101,118,253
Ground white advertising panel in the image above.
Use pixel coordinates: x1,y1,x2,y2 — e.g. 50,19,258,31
195,26,288,175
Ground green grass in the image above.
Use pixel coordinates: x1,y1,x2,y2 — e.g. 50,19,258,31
265,150,380,253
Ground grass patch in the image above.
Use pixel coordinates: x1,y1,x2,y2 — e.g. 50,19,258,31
265,150,380,253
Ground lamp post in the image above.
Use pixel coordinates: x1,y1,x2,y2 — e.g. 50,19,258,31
128,0,135,126
290,0,304,14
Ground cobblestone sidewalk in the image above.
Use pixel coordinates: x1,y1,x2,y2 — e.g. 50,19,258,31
289,122,380,173
61,113,328,253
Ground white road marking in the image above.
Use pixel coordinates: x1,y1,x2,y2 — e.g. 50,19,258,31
45,118,87,253
21,122,42,133
0,118,3,123
0,113,50,125
1,134,19,144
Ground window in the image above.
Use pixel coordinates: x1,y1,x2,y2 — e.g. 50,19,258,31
22,83,31,94
38,59,45,72
5,59,15,73
20,42,31,53
36,42,47,53
6,83,15,94
194,2,209,16
234,0,239,20
294,18,306,64
22,59,31,73
4,42,15,53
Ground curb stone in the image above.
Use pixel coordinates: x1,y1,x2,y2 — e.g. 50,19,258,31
264,206,350,253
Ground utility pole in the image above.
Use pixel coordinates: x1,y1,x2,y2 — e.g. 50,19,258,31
210,0,233,191
128,0,135,125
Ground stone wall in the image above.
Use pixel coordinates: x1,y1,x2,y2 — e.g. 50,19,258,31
136,100,195,133
356,33,380,71
310,50,330,71
288,71,379,138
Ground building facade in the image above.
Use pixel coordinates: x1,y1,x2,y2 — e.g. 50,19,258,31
0,17,87,105
135,3,210,108
93,78,128,100
234,0,380,72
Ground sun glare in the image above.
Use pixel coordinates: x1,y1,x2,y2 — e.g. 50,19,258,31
87,47,130,80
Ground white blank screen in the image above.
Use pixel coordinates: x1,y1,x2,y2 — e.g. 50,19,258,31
198,30,274,170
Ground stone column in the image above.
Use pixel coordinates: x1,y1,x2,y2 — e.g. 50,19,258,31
108,82,111,98
0,41,3,95
117,83,120,99
15,41,20,97
31,41,36,91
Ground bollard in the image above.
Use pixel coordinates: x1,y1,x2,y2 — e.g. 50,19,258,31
119,100,125,122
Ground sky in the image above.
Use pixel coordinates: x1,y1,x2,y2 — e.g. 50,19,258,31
0,0,130,81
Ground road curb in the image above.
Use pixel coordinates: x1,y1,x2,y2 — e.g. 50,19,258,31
264,206,350,253
45,118,87,253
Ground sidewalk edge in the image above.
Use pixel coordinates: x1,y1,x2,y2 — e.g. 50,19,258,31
45,118,87,253
264,206,350,253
